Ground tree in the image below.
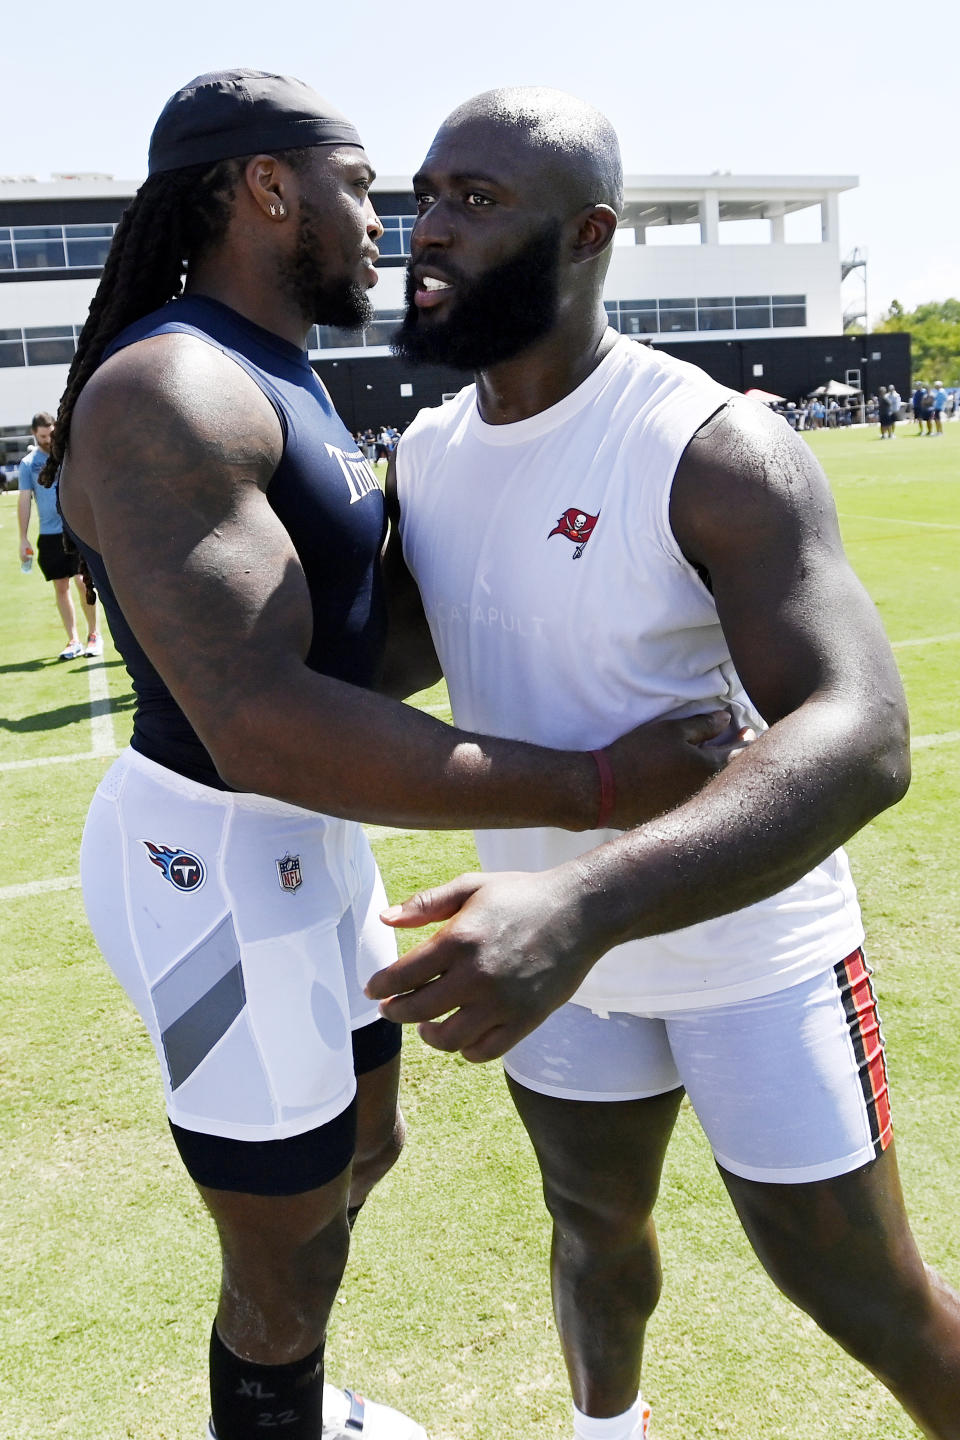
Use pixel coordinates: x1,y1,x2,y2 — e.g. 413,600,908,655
875,299,960,384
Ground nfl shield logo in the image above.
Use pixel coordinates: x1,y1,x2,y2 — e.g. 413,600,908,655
276,854,302,893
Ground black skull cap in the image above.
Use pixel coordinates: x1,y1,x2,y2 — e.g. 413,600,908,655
148,68,363,176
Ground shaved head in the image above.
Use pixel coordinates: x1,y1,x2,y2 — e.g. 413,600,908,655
398,87,622,375
438,87,623,217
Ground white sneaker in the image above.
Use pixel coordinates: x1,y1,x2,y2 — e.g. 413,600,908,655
83,632,104,657
58,641,83,660
205,1386,427,1439
322,1383,428,1439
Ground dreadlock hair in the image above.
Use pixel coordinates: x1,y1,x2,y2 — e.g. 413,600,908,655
39,148,310,487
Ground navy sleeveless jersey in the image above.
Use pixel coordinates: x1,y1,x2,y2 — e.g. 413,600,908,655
71,295,387,788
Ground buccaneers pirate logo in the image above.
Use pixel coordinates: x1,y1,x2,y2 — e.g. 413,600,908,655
548,507,600,560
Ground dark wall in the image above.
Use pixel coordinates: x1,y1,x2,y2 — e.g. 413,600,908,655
313,332,913,433
0,197,131,225
654,332,912,403
314,354,473,433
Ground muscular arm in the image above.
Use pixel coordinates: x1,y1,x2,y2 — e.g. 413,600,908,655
61,336,607,829
370,402,909,1056
377,455,442,700
574,399,908,931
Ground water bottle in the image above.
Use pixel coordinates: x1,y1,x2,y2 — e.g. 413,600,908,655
21,546,34,574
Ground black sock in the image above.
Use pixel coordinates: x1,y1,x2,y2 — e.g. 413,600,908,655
209,1324,324,1439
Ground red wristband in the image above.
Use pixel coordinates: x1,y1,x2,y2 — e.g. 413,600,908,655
590,748,615,829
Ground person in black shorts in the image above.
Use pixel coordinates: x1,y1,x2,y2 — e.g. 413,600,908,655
17,411,102,658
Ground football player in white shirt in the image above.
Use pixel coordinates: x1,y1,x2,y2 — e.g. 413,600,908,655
370,88,960,1439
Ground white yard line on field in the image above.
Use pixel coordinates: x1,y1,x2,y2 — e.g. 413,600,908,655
891,631,960,650
911,729,960,751
0,660,119,773
838,511,960,532
0,749,114,773
0,874,81,901
86,659,116,756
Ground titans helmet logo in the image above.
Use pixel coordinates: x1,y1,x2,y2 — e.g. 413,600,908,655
142,841,206,893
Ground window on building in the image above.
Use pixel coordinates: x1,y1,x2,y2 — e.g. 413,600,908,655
696,298,735,330
607,300,658,335
735,296,772,329
376,216,415,257
314,324,363,350
24,325,76,365
12,227,67,269
0,329,26,367
1,425,34,466
364,310,404,346
0,222,118,273
604,294,805,338
307,310,405,353
64,224,115,267
658,299,697,332
772,294,806,327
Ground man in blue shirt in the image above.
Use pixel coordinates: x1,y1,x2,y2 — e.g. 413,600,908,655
17,411,101,659
932,381,947,435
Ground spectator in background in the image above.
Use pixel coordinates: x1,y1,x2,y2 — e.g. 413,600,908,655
919,387,936,436
886,383,902,437
932,382,947,435
911,383,926,433
877,386,893,439
17,411,102,659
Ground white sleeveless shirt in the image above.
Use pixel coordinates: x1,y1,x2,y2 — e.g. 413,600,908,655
396,335,863,1013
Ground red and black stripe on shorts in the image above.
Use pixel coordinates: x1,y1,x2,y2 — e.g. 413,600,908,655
834,948,892,1157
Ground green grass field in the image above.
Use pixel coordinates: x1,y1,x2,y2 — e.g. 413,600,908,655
1,422,958,1439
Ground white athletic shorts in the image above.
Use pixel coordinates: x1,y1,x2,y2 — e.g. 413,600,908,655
503,951,892,1184
81,748,397,1144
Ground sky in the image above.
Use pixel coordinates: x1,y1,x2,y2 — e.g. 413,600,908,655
7,0,955,323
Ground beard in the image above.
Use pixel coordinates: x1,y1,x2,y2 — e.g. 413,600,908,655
278,199,375,332
392,220,563,370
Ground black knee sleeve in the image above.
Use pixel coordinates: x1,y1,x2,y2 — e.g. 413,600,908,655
209,1324,324,1439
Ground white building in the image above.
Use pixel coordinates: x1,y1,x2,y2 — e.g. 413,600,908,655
1,170,857,465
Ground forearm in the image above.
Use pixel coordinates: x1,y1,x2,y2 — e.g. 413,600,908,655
17,493,31,543
571,694,909,952
206,663,599,831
